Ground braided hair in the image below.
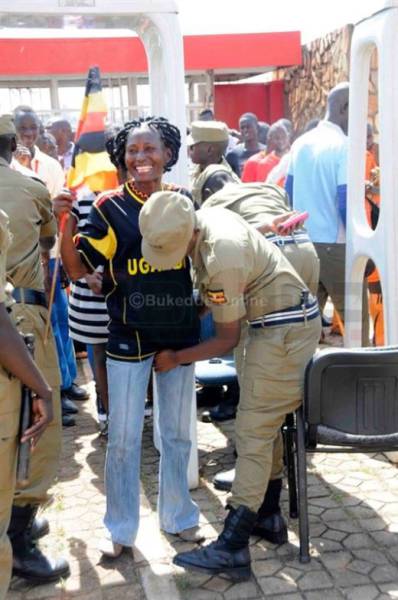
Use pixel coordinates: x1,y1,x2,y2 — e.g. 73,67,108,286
107,116,181,173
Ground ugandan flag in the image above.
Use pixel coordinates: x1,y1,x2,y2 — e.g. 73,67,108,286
67,66,118,192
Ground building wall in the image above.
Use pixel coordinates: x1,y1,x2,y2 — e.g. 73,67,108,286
277,25,379,140
277,25,353,135
214,81,285,130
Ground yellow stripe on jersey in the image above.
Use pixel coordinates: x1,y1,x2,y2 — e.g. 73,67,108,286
75,222,117,261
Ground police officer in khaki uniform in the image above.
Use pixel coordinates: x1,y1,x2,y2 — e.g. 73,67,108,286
190,123,320,516
0,115,69,583
139,191,321,581
202,181,320,515
0,206,54,599
188,120,240,207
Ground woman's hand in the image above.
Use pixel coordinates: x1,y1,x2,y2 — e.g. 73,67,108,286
154,350,179,372
85,271,103,295
53,189,74,221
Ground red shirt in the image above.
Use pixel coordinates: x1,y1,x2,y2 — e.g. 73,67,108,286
241,151,281,183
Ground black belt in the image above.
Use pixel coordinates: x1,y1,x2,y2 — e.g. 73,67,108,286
12,288,47,308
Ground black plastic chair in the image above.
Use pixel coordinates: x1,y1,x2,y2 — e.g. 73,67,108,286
284,345,398,563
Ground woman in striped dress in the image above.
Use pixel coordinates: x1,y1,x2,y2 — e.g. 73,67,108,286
69,188,109,430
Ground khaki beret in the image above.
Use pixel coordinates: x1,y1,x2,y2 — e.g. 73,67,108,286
187,120,229,146
139,191,196,270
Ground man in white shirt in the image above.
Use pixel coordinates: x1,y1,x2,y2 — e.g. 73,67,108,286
13,107,65,198
49,119,75,172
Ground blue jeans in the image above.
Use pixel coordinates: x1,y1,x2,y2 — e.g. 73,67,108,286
87,344,107,417
104,356,199,546
49,259,77,391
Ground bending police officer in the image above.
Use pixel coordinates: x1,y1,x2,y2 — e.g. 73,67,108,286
189,120,320,527
140,191,321,581
202,181,320,520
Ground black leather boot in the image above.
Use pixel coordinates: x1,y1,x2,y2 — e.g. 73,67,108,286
8,505,70,583
252,479,288,544
173,505,256,581
30,514,49,541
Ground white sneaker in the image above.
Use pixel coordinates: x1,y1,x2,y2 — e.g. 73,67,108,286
98,538,123,558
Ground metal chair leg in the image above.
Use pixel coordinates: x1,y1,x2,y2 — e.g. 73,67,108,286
296,406,310,563
283,413,298,518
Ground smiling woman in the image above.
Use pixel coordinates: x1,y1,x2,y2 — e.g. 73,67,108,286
109,116,181,178
53,115,203,556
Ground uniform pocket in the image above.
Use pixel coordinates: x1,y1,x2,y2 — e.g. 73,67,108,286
0,374,21,438
0,431,18,491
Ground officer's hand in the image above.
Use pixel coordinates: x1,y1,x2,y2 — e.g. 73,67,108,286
85,271,103,295
53,190,74,220
21,394,53,449
154,350,179,372
271,212,299,236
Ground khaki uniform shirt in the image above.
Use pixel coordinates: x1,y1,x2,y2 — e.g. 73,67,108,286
0,209,11,304
202,182,319,296
202,182,291,227
193,208,307,323
191,158,240,207
0,158,56,291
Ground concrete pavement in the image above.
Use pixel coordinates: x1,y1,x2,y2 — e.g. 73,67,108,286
7,357,398,600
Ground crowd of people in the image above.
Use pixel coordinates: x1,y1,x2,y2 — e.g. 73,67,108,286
0,79,383,595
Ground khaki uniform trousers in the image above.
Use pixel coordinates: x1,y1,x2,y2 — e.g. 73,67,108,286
282,241,320,297
0,372,20,600
232,238,319,487
234,321,284,484
10,303,61,507
231,316,321,512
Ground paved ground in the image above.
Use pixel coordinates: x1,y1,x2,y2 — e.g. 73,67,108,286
7,351,398,600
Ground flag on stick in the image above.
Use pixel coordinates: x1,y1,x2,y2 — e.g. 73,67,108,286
67,66,118,192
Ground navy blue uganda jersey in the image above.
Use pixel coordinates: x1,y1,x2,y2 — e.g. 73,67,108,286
75,181,200,361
